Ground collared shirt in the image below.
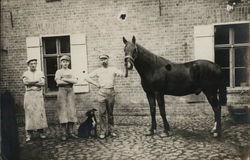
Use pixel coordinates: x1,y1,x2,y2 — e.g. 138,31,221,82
22,70,45,91
88,66,124,89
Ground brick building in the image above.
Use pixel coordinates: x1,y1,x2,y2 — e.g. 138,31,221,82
1,0,250,124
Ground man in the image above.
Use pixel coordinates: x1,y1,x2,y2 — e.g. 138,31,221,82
55,55,78,141
85,54,125,139
22,58,48,142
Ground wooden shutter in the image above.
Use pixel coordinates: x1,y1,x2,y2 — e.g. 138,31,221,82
194,25,215,62
26,37,42,71
70,34,89,93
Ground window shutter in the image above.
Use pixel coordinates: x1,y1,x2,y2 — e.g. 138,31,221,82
26,37,42,71
194,25,214,62
70,34,89,93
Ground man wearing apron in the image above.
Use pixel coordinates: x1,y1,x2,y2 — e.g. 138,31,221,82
22,58,48,142
55,55,78,141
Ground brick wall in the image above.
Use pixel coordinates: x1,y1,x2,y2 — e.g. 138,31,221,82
1,0,250,124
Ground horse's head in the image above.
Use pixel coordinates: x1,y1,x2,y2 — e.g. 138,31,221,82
123,36,138,77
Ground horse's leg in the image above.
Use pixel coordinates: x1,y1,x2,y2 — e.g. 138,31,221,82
145,92,157,136
204,92,221,137
156,93,171,137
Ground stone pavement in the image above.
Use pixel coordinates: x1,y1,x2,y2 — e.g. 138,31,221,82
18,112,250,160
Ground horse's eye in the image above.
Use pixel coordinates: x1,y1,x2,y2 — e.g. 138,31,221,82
133,49,137,54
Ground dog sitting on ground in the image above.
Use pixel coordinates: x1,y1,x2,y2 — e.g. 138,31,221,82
78,108,97,138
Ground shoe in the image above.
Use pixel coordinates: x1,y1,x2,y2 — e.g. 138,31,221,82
61,135,67,141
109,132,117,137
25,134,31,142
40,133,46,139
99,134,105,139
69,133,78,139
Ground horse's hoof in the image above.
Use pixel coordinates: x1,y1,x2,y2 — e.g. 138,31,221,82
168,131,173,136
213,132,221,138
145,130,156,136
210,129,216,134
213,132,218,137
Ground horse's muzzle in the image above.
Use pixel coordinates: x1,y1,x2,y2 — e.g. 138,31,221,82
124,56,134,77
124,56,134,70
126,61,133,70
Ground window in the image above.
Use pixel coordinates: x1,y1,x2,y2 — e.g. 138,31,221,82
42,36,71,92
215,24,250,87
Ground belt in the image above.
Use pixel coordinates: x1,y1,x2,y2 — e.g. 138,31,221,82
58,84,73,88
100,88,114,90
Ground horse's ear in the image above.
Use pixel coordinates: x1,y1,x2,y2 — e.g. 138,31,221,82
132,36,136,44
123,37,127,44
165,64,172,71
85,111,90,117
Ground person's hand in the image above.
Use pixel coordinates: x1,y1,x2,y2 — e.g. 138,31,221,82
26,80,39,87
61,78,67,81
30,80,39,84
96,84,101,89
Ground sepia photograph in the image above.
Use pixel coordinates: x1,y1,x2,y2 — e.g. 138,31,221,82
0,0,250,159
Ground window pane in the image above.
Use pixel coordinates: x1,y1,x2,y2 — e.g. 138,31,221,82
215,25,229,44
235,24,249,43
45,57,58,74
221,69,230,87
60,36,70,53
235,47,248,67
43,37,57,54
215,49,229,67
235,68,248,87
47,76,58,92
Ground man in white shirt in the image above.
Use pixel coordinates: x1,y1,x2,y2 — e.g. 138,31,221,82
85,54,125,139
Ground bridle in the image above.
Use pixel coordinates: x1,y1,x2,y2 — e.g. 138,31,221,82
124,44,138,69
124,55,135,67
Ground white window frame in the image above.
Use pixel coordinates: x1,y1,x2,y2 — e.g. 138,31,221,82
194,21,250,90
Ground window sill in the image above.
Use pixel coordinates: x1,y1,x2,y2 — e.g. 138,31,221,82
44,92,57,99
227,86,250,94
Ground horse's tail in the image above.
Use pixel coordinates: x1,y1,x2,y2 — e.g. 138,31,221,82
218,85,227,106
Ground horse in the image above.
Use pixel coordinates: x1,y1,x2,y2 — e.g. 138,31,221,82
122,36,227,137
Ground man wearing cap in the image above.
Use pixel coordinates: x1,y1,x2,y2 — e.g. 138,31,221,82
55,55,78,141
22,58,48,142
85,54,125,139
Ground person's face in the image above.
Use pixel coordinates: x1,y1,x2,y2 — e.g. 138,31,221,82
28,61,37,71
100,58,108,67
61,60,70,69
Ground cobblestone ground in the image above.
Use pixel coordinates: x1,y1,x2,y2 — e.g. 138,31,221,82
19,112,250,160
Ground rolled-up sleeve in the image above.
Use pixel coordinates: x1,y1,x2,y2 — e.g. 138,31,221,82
22,72,29,83
39,71,45,83
54,70,61,81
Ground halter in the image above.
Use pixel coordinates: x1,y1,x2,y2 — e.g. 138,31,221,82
124,45,138,67
125,55,134,63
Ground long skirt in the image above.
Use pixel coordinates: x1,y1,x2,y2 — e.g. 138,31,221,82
57,87,77,123
24,90,48,130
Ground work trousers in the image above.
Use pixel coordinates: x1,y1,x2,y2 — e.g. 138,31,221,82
98,88,115,135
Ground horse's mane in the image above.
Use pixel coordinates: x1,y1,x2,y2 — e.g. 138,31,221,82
136,43,170,68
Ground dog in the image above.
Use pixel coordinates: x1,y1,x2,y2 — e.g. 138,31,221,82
78,108,97,138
